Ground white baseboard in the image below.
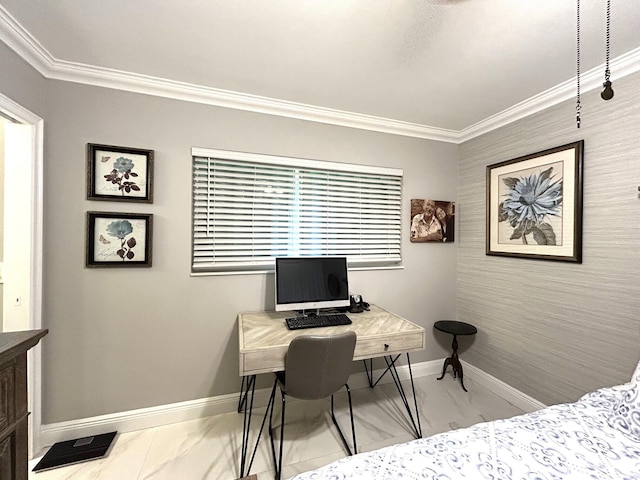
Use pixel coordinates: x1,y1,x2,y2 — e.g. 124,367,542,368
39,391,247,451
38,359,541,452
461,360,546,412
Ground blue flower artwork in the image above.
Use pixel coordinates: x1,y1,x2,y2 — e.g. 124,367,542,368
106,219,133,239
93,217,147,263
105,220,138,260
487,141,582,262
87,211,153,267
88,144,152,201
103,156,141,196
498,164,563,245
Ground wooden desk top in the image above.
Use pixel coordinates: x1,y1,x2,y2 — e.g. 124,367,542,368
238,305,424,376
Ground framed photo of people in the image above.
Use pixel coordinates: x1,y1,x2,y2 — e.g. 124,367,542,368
410,199,455,243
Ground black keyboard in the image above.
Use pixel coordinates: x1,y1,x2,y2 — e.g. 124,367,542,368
285,313,352,330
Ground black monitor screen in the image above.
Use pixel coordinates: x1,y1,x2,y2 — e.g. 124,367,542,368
275,257,349,312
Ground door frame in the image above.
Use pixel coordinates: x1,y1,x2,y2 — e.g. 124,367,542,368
0,91,44,457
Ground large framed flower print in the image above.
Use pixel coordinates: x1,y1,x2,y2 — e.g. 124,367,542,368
486,140,584,263
86,212,153,267
87,143,154,202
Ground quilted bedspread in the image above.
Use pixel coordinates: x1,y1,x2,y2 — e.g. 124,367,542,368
290,386,640,480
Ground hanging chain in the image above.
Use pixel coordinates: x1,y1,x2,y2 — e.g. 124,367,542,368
601,0,614,100
605,0,611,82
576,0,581,128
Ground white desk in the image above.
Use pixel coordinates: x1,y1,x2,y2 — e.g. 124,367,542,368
237,305,425,477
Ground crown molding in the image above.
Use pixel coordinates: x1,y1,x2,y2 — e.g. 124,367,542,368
0,5,54,74
2,5,640,145
48,59,462,143
458,46,640,143
0,5,460,143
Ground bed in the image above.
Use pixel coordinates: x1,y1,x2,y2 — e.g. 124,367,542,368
290,362,640,480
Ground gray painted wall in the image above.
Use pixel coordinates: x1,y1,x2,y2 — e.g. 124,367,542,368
0,43,458,424
458,71,640,406
0,42,46,115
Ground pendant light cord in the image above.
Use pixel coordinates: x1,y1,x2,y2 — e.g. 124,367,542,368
604,0,611,82
576,0,581,128
601,0,614,100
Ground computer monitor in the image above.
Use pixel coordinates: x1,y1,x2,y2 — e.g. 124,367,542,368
275,256,350,313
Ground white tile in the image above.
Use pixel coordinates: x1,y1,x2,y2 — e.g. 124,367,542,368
29,374,525,480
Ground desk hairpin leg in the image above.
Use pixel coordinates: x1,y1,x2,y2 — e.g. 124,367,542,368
362,353,422,439
238,376,248,413
239,375,276,478
238,375,276,478
239,374,256,477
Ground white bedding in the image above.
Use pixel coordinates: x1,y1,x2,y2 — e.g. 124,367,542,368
290,385,640,479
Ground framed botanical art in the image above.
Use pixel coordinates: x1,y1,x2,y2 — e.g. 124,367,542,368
86,211,153,267
486,140,584,263
87,143,154,202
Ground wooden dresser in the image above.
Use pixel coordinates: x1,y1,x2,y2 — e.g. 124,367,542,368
0,329,48,480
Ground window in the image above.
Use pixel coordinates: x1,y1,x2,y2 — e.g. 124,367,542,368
192,148,403,274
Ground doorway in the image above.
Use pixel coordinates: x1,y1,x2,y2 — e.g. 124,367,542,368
0,91,44,458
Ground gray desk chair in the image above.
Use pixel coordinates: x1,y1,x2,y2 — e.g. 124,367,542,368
267,331,357,480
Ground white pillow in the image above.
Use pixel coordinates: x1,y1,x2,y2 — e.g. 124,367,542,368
632,359,640,386
608,359,640,441
609,384,640,440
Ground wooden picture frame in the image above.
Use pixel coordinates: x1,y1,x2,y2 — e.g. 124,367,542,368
87,143,154,202
486,140,584,263
86,211,153,267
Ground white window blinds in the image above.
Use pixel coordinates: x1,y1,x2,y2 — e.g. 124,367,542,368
192,148,403,273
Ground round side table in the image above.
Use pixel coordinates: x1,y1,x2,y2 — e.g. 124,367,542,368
434,320,477,392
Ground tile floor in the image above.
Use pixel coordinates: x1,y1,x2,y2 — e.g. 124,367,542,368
28,373,525,480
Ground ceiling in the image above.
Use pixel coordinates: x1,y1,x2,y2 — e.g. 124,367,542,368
1,0,639,141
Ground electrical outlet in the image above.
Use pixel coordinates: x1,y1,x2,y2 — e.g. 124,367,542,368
13,296,22,306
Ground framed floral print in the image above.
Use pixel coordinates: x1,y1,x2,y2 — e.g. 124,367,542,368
486,140,584,263
87,143,154,202
86,212,153,267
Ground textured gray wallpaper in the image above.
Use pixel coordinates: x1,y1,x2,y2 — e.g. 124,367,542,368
458,71,640,406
